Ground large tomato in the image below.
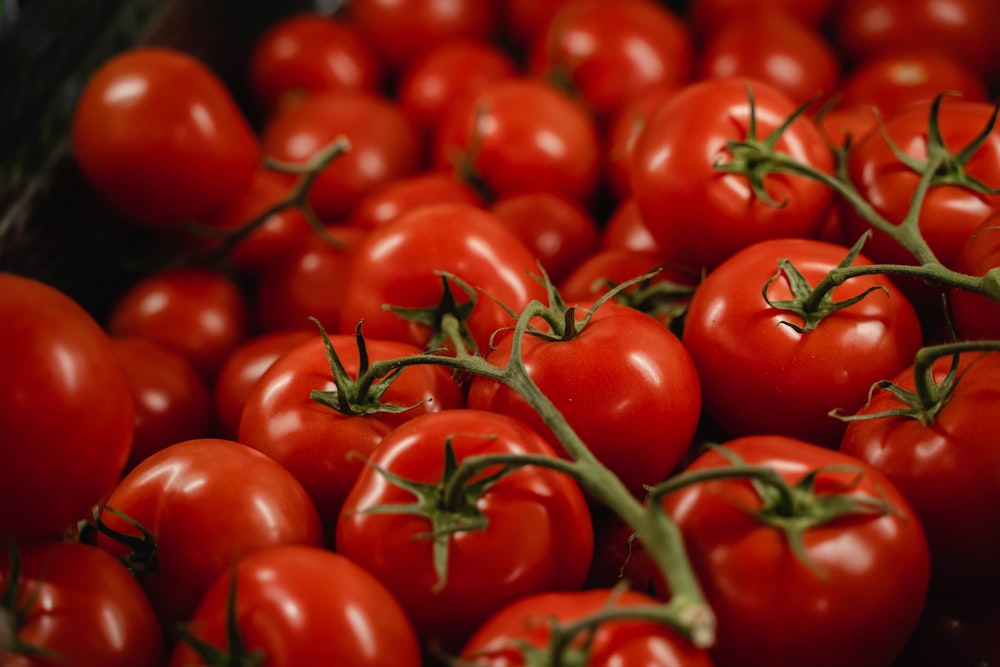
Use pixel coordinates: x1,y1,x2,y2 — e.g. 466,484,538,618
681,237,924,447
660,435,930,667
71,47,260,229
0,540,163,667
0,273,134,541
949,215,1000,341
168,545,421,667
335,409,594,651
630,77,834,271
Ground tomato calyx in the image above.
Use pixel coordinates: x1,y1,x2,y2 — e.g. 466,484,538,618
593,269,699,334
383,273,481,356
175,572,266,667
92,505,159,578
0,544,61,661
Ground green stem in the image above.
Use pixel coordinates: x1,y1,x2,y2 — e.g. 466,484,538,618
912,341,1000,398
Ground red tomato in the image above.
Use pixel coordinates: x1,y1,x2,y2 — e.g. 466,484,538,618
238,332,465,534
458,588,714,666
212,329,314,440
95,438,323,630
344,0,498,75
695,12,840,108
107,267,249,380
467,301,702,494
631,77,835,270
1,541,163,667
0,274,134,541
433,77,602,206
489,190,599,284
681,238,924,447
111,337,214,471
814,105,878,150
604,85,680,201
687,0,837,34
500,0,576,50
247,12,382,116
261,90,422,222
840,351,1000,588
528,0,693,121
950,216,1000,341
338,203,548,354
336,409,594,650
168,545,421,667
598,197,661,254
71,47,260,229
349,170,483,231
660,435,929,667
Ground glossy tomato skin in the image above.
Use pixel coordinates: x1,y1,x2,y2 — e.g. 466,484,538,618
467,302,702,494
681,238,923,447
631,78,834,271
349,170,484,231
949,216,1000,341
338,203,548,353
71,47,260,229
0,274,134,541
168,545,421,667
107,267,249,381
96,438,323,630
604,85,680,201
238,333,465,534
840,351,1000,589
1,541,163,667
458,588,714,666
336,409,594,651
661,435,930,667
598,197,660,254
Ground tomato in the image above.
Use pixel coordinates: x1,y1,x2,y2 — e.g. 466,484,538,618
95,438,323,630
488,190,599,284
335,409,594,651
467,301,702,494
604,85,680,201
528,0,693,121
212,329,314,440
598,197,661,254
814,105,878,151
458,588,713,666
695,12,841,108
660,435,930,667
110,337,214,472
949,216,1000,341
261,90,422,222
433,77,602,206
687,0,837,35
631,77,835,271
681,238,924,447
247,12,382,116
338,203,548,354
238,332,465,534
349,170,483,231
168,545,421,667
839,351,1000,589
1,540,163,667
499,0,576,50
0,274,134,541
106,267,249,381
71,47,260,230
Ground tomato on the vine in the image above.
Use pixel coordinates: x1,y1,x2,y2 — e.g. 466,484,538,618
949,215,1000,341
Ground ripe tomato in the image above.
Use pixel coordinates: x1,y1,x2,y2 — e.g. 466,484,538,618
335,409,594,651
604,85,680,201
528,0,693,121
1,540,163,667
458,588,713,666
71,47,260,229
95,438,323,630
0,274,134,541
261,90,422,222
349,170,483,231
338,203,548,354
467,301,702,494
598,197,660,254
631,77,834,271
681,237,924,447
660,435,930,667
247,12,382,116
107,267,249,381
168,545,421,667
238,332,465,534
687,0,837,34
949,216,1000,341
840,351,1000,589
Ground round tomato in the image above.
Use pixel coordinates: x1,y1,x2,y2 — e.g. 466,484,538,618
0,273,134,541
168,545,421,667
681,237,924,447
335,409,594,651
1,540,163,667
631,77,834,271
349,170,483,231
660,434,930,667
598,197,661,254
949,216,1000,341
687,0,837,34
71,47,260,229
604,85,680,201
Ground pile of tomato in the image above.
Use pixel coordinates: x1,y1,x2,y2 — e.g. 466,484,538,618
4,0,1000,665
